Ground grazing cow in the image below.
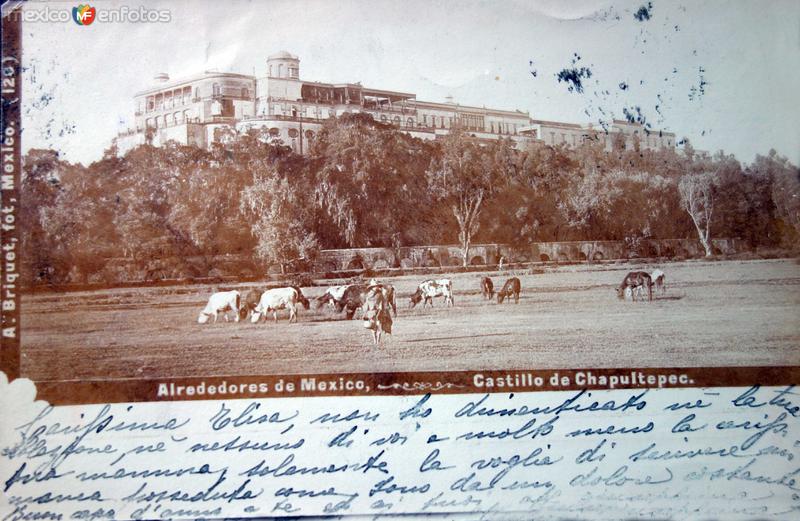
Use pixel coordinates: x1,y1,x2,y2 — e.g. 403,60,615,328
497,277,521,304
238,289,263,321
362,285,393,345
198,290,240,324
616,271,653,302
251,287,305,323
376,283,398,317
289,286,311,310
409,279,454,308
480,276,495,300
623,285,647,301
651,269,666,294
336,284,369,319
316,284,350,309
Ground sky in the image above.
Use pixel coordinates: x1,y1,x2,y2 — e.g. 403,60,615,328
16,0,800,166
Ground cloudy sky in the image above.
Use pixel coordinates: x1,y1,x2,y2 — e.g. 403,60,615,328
18,0,800,166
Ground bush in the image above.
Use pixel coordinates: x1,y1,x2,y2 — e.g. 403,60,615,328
290,273,315,288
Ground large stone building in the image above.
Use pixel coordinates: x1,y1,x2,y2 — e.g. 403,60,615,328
114,51,676,155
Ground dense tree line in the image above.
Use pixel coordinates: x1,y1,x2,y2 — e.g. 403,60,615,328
20,113,800,284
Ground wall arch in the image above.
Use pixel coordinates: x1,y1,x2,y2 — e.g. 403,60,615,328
347,257,365,270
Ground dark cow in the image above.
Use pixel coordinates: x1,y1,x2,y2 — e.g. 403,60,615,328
239,289,264,321
336,284,369,319
480,276,494,300
379,284,398,317
616,271,653,302
362,285,393,345
651,269,666,294
289,286,311,310
497,277,521,304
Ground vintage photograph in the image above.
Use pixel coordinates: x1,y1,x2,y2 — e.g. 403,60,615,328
12,0,800,384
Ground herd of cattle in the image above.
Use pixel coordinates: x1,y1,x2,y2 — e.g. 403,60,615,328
197,269,667,344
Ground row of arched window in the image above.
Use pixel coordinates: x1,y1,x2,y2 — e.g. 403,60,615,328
145,110,193,129
143,83,251,114
144,87,193,113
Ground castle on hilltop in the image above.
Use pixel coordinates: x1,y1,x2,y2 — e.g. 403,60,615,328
114,51,676,155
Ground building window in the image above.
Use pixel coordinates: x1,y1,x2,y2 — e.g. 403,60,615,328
146,97,154,112
407,117,414,127
288,128,298,138
380,115,388,123
241,87,249,99
145,118,153,128
393,116,401,126
212,83,220,97
174,111,181,124
269,127,280,136
305,130,314,139
550,132,555,144
422,114,427,125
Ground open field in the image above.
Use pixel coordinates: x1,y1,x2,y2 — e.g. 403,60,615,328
20,259,800,382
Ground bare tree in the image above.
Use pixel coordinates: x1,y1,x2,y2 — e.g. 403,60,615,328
679,172,716,257
427,130,511,266
240,169,319,274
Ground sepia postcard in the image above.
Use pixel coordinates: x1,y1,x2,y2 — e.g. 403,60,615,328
1,0,799,519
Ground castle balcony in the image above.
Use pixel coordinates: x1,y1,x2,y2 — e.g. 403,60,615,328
242,114,327,125
206,116,237,124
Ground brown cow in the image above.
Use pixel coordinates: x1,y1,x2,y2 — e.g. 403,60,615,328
616,271,653,302
497,277,521,304
481,276,494,300
362,285,393,345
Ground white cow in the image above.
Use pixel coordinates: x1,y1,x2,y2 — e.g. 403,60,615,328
409,279,454,308
316,284,351,309
251,287,304,323
198,290,241,324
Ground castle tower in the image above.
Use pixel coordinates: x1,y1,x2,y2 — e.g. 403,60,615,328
267,51,300,79
254,51,303,115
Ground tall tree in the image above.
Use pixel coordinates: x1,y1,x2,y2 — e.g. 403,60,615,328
679,172,717,256
427,129,512,266
309,113,436,248
240,167,319,274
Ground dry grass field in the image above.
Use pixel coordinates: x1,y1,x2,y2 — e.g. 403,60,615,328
20,259,800,382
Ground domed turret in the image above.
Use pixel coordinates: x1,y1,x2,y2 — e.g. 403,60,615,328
267,51,300,79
